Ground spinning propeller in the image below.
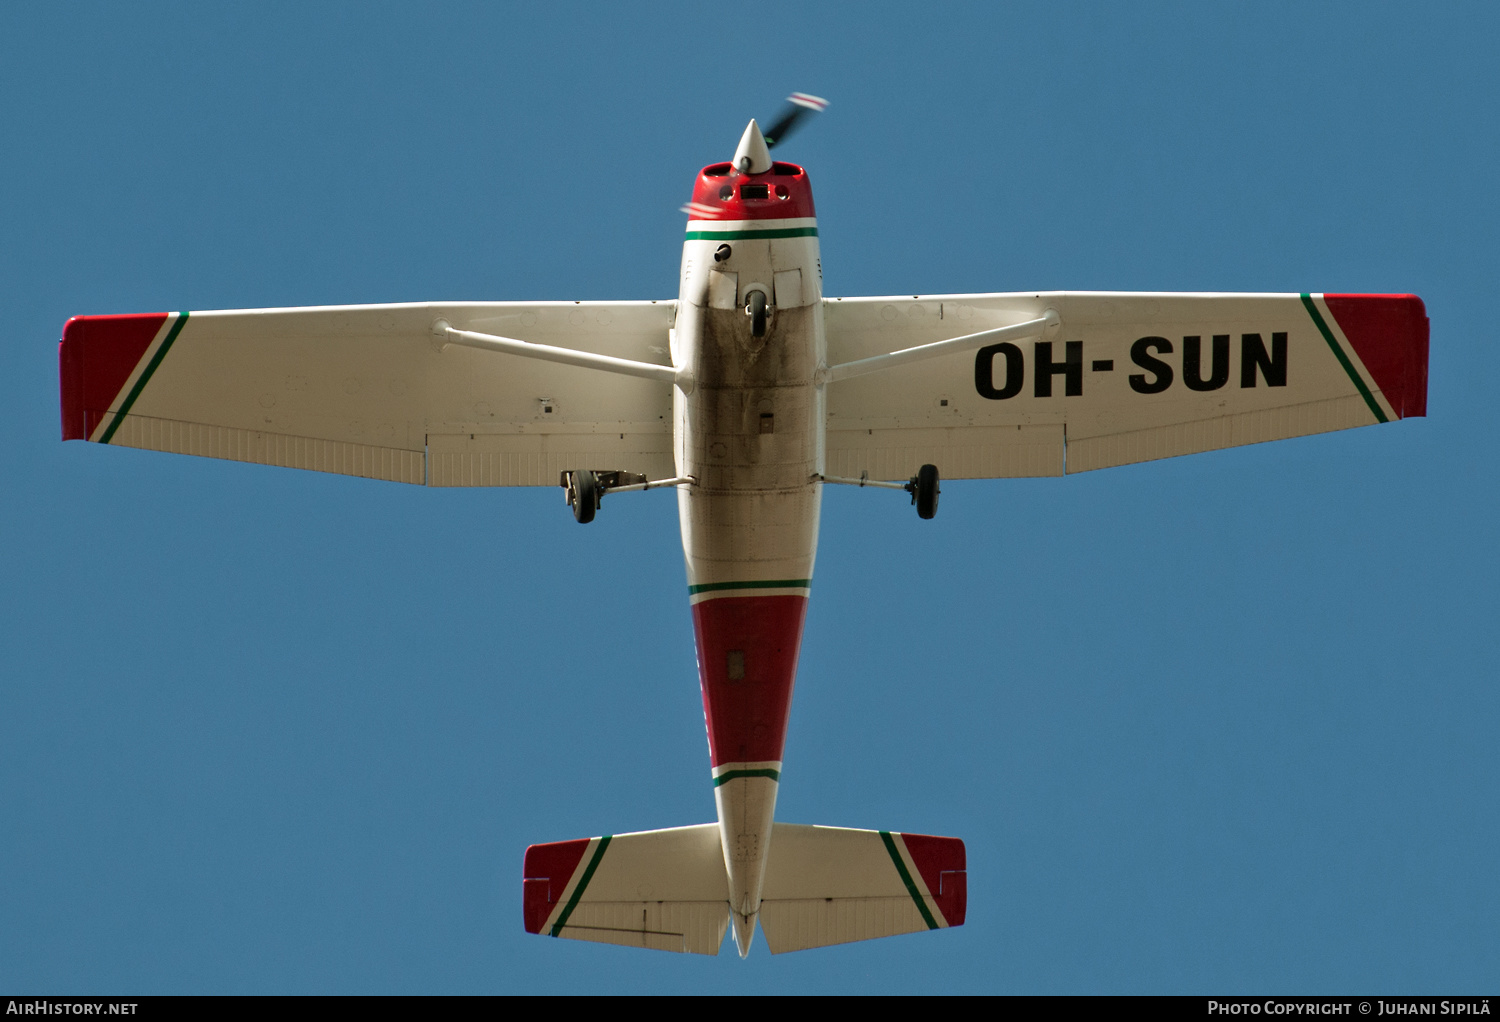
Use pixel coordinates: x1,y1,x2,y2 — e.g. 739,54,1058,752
682,93,828,214
762,92,828,149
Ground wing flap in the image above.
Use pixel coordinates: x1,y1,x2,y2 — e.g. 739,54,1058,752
826,423,1063,481
426,429,674,487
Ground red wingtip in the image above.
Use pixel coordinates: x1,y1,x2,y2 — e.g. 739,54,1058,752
58,312,171,441
1323,294,1429,418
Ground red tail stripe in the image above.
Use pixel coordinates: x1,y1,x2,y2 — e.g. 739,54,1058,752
692,594,808,767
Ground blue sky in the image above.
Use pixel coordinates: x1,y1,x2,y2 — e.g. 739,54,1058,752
2,1,1496,994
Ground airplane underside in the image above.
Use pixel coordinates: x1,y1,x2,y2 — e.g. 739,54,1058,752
56,102,1427,958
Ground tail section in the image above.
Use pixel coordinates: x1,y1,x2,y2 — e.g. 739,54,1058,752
758,824,966,954
523,824,730,955
522,821,965,956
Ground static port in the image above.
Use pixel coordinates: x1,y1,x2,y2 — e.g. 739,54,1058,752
740,184,769,200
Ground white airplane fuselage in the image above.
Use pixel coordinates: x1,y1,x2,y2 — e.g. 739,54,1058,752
670,158,824,951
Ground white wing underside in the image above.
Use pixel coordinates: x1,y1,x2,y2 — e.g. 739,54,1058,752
97,301,677,486
74,291,1417,486
823,291,1399,478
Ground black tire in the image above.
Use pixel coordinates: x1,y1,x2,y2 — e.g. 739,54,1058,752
748,289,767,338
915,463,939,520
572,470,598,524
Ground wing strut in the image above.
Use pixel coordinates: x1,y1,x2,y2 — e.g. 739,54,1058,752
815,311,1059,384
433,320,694,393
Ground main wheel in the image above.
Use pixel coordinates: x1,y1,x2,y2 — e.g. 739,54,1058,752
747,289,767,338
572,470,598,524
914,463,939,520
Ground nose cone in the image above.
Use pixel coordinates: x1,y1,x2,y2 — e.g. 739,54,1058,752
733,119,773,175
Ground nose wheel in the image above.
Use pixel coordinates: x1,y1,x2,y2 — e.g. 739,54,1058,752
746,290,768,338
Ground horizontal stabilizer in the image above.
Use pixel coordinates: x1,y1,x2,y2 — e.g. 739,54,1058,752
759,824,966,954
523,824,729,955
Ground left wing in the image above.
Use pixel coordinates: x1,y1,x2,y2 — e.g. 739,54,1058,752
822,292,1428,479
59,301,677,486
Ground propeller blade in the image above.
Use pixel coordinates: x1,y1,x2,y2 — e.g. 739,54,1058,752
763,92,828,148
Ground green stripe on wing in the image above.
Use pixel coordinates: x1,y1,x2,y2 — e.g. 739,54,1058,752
99,311,190,445
1301,293,1387,424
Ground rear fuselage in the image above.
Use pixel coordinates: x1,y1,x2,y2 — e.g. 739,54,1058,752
672,160,824,937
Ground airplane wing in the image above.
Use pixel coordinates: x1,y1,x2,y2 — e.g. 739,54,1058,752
822,292,1428,478
59,301,677,486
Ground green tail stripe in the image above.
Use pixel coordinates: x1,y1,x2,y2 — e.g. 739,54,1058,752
688,578,811,595
99,311,190,445
712,768,781,787
549,835,612,937
880,831,940,931
1300,293,1388,424
684,227,818,240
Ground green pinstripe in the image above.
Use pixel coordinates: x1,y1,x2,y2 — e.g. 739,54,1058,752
1301,293,1387,424
549,835,612,937
99,311,190,445
688,579,811,596
880,831,940,930
712,768,781,787
684,227,818,241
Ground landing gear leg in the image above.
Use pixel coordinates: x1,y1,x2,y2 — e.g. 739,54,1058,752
907,463,940,519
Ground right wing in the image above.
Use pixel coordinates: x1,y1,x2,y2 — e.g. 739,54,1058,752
822,291,1428,479
59,301,677,486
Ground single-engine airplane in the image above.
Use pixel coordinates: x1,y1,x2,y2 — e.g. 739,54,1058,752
58,95,1429,957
